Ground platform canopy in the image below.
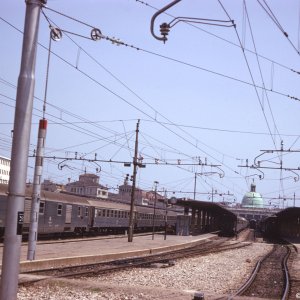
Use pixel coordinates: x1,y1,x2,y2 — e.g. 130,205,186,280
175,198,237,219
273,206,300,218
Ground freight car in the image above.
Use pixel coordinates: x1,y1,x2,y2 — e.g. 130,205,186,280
0,184,177,239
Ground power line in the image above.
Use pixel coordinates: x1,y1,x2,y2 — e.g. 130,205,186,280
243,1,282,141
218,1,278,149
257,0,300,55
37,11,246,167
2,11,291,197
134,0,300,75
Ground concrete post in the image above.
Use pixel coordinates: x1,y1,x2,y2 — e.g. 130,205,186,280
0,1,44,299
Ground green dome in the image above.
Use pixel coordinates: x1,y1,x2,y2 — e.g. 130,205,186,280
241,184,264,208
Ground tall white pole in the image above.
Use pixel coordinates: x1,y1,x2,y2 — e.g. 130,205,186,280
0,1,44,299
27,119,47,260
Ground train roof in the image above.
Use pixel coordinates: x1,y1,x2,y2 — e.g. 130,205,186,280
0,184,123,208
0,184,181,214
272,206,300,218
87,199,133,210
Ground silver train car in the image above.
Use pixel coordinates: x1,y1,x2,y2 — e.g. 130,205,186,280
0,184,177,239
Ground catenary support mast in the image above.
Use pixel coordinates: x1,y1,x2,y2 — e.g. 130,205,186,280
27,119,47,260
0,0,44,299
128,120,139,242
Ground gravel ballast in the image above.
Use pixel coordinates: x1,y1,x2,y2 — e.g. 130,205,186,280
17,242,272,299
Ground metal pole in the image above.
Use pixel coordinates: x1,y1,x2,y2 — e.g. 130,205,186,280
152,181,158,240
27,119,47,260
128,120,140,242
193,173,197,200
0,1,44,299
164,199,168,240
293,193,295,207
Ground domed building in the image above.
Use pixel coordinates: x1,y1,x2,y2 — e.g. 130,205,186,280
241,183,264,208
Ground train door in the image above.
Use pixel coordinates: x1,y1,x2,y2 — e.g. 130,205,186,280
88,206,94,228
65,204,72,224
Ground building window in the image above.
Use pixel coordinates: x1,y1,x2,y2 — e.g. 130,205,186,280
57,204,63,216
85,207,89,217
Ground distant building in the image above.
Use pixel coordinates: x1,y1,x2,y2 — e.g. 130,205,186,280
241,183,264,208
118,183,148,205
0,155,10,184
116,176,166,207
65,173,108,199
41,179,64,193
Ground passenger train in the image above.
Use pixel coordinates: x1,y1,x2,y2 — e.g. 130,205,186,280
0,184,178,239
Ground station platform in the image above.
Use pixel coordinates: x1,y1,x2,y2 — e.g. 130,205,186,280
0,233,218,273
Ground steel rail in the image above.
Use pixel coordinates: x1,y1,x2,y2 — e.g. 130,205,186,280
229,244,291,300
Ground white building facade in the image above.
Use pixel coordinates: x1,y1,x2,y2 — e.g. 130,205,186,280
65,173,108,199
0,155,10,184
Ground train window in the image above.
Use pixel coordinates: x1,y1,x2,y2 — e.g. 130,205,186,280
85,207,89,217
77,206,82,217
57,204,63,216
114,211,118,218
39,201,45,214
97,209,101,217
110,210,113,217
103,209,106,217
118,211,121,218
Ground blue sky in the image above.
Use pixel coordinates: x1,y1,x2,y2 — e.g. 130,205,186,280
1,0,300,207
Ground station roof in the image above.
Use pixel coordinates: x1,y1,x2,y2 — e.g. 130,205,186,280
274,206,300,218
175,199,237,219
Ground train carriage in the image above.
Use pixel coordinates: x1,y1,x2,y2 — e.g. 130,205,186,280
22,191,92,237
88,199,134,234
0,184,177,239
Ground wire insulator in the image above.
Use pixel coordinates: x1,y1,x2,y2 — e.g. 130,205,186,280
160,23,170,42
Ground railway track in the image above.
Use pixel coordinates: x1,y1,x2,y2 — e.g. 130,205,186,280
20,237,252,283
229,242,291,299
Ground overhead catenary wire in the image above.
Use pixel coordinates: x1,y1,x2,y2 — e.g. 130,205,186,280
243,1,282,142
218,1,278,149
0,89,236,194
37,8,300,194
38,11,246,182
0,5,298,198
1,16,299,103
38,11,247,165
257,0,300,55
217,1,293,195
134,0,300,75
243,1,287,193
0,15,289,195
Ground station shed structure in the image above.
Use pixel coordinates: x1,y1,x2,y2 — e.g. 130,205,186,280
262,207,300,242
174,199,238,236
